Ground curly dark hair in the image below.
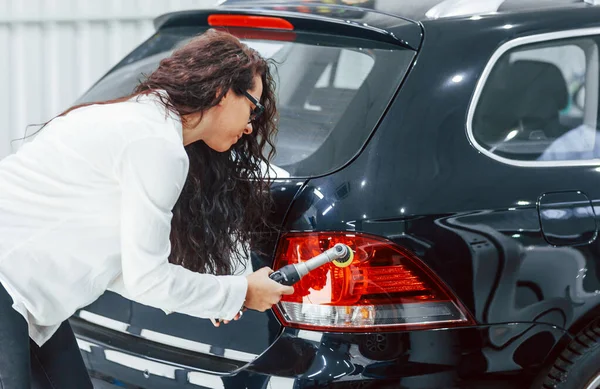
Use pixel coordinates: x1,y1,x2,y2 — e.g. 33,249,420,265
44,29,278,275
141,29,279,275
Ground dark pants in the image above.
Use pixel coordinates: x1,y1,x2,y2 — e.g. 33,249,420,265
0,282,93,389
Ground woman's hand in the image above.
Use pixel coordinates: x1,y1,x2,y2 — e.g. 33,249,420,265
244,267,294,312
210,267,293,327
210,309,245,327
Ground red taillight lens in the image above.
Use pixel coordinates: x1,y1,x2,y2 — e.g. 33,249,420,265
208,15,294,30
272,232,474,332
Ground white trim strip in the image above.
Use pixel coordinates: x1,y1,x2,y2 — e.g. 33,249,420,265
140,329,212,354
297,330,324,343
140,329,258,362
222,348,258,363
187,372,226,389
76,338,96,352
78,310,129,333
104,350,177,380
466,27,600,168
79,311,259,363
268,376,296,389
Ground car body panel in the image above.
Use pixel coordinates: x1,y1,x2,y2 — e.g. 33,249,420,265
76,320,569,388
291,6,600,330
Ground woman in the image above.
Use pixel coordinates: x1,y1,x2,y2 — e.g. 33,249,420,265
0,29,294,388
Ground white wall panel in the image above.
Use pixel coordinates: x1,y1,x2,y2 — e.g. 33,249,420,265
0,0,216,158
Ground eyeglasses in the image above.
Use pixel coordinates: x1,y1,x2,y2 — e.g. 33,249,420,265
242,91,265,123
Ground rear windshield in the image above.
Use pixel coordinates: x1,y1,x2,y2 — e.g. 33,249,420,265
78,27,415,177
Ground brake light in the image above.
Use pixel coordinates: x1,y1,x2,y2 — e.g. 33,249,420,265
208,15,294,30
272,232,474,332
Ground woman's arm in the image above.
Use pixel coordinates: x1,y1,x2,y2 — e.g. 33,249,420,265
114,136,247,320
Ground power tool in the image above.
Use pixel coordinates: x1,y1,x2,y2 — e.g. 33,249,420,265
268,243,354,286
211,243,354,325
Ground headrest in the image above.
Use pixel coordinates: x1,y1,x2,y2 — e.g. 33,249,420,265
474,59,569,142
505,60,568,120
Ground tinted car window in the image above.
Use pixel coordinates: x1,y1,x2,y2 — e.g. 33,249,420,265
472,36,600,162
78,28,415,177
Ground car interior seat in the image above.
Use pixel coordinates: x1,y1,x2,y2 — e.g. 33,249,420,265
473,59,570,160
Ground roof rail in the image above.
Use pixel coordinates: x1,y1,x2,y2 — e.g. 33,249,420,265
425,0,506,19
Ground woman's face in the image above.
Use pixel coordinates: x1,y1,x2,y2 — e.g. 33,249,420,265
198,75,264,152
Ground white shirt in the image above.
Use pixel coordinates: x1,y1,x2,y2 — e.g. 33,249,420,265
0,92,248,346
538,124,600,161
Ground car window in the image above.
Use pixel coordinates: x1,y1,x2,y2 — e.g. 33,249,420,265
471,35,600,163
77,28,415,177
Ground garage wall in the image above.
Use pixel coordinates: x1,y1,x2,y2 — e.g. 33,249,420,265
0,0,215,159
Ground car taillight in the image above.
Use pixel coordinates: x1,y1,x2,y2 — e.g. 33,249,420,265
208,14,297,42
272,232,474,332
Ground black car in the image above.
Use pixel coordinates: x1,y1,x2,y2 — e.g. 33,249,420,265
71,1,600,388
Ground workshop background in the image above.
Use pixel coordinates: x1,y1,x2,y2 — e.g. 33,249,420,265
0,0,216,160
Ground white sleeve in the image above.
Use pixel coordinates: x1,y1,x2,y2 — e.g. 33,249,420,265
115,137,248,320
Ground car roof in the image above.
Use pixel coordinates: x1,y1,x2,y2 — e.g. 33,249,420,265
217,0,594,21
